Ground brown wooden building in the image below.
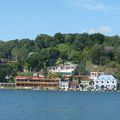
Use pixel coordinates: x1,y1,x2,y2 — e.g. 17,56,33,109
0,83,15,88
15,76,59,90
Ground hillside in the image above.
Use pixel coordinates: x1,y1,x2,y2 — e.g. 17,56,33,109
0,32,120,82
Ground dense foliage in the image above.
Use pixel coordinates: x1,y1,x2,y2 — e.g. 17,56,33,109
0,33,120,82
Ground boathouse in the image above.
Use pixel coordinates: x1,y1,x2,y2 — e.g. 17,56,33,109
15,76,58,90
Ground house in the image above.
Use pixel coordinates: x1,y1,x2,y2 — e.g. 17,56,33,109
80,79,92,91
90,72,104,80
59,80,69,91
69,81,79,91
63,75,92,91
15,76,58,90
93,75,118,91
48,63,77,76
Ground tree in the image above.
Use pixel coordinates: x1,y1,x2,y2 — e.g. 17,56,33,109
69,50,81,63
56,58,63,65
0,64,16,82
64,34,74,44
35,34,47,50
56,44,71,61
74,61,87,75
71,34,88,51
26,53,43,72
47,47,60,66
42,65,48,79
1,32,120,81
90,33,104,45
113,47,120,63
11,47,20,61
55,32,64,43
88,45,104,65
12,47,29,62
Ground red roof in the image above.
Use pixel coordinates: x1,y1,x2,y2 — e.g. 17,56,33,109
15,76,57,81
16,76,30,79
16,76,44,80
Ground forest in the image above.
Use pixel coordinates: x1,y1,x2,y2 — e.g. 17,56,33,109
0,32,120,82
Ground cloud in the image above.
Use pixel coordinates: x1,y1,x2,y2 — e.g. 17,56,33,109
87,28,96,33
67,0,119,11
98,26,112,33
82,26,112,34
68,0,107,10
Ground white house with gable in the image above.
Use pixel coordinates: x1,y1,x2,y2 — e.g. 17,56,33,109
59,80,69,91
48,63,77,76
93,75,118,91
90,72,104,80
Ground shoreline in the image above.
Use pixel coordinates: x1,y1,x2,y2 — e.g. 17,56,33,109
0,87,119,92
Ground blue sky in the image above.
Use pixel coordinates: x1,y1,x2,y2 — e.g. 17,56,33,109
0,0,120,40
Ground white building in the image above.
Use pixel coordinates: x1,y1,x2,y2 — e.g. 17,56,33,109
59,80,69,91
93,75,118,91
48,63,77,76
90,72,104,80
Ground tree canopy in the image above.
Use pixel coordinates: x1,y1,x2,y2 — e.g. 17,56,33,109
1,32,120,81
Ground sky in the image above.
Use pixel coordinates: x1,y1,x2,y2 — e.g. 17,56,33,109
0,0,120,40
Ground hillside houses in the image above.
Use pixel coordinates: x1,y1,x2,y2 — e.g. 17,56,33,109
2,62,118,91
47,63,77,76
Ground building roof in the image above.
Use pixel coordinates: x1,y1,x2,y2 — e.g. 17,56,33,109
15,76,57,81
97,75,117,81
70,82,78,85
59,80,69,83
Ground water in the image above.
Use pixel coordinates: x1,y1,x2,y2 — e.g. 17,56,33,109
0,90,120,120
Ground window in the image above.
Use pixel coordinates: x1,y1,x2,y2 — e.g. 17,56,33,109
101,81,104,83
96,81,98,83
107,81,109,83
96,85,99,89
92,73,94,75
101,85,104,89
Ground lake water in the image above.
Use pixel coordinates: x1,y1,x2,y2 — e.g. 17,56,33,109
0,90,120,120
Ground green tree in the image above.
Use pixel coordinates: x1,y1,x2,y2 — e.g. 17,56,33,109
113,47,120,63
88,45,104,65
42,65,48,79
55,32,64,43
0,64,16,82
89,33,104,45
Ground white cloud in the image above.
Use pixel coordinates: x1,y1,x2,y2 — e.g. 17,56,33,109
87,28,96,33
98,26,112,33
82,26,112,34
67,0,119,11
68,0,107,10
